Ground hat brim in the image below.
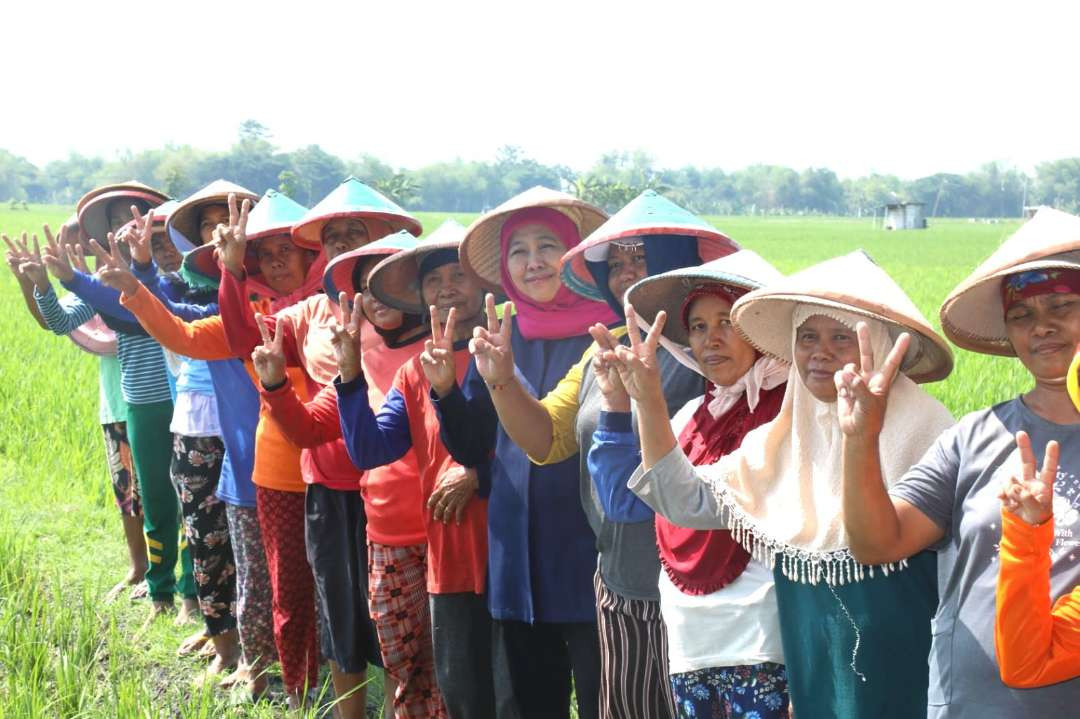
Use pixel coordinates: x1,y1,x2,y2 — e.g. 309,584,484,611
292,211,423,252
628,267,768,347
561,231,740,301
167,190,259,248
940,253,1080,356
460,199,608,294
181,238,266,284
368,239,463,314
732,292,954,383
323,241,417,301
78,189,169,244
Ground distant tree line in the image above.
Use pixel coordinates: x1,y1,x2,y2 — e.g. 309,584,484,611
1,120,1073,217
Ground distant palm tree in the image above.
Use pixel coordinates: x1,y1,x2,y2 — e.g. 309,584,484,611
374,174,420,206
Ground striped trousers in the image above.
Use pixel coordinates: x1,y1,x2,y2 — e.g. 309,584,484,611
594,569,677,719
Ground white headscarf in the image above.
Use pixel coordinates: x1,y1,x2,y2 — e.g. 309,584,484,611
696,304,955,584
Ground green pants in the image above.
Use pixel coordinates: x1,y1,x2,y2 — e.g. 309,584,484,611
125,400,195,602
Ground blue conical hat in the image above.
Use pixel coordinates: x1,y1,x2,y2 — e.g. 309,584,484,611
183,189,308,283
368,220,467,314
323,230,420,302
560,189,739,301
292,177,423,250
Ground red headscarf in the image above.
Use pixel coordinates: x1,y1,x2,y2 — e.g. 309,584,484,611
657,381,786,595
499,207,618,340
1000,268,1080,313
242,239,326,313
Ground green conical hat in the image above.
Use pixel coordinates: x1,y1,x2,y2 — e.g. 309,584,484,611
560,189,738,300
183,189,308,283
292,177,423,250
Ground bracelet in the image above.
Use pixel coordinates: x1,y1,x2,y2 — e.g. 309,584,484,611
486,380,509,391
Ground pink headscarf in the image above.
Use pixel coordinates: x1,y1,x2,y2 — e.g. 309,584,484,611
499,207,619,340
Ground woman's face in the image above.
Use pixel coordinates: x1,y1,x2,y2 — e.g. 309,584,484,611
321,218,371,260
687,294,758,387
357,260,404,331
421,261,483,329
150,231,183,273
254,234,310,294
505,223,567,303
793,314,859,402
199,204,229,246
1005,292,1080,383
606,241,648,304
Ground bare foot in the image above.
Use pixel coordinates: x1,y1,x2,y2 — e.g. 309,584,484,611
219,664,250,689
104,569,147,603
207,652,239,675
174,597,201,627
286,689,312,711
247,673,270,702
177,630,210,656
128,582,148,601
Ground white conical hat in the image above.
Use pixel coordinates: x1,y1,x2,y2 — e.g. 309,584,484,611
940,207,1080,356
731,250,953,383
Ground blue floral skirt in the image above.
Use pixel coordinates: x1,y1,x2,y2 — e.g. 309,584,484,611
670,662,788,719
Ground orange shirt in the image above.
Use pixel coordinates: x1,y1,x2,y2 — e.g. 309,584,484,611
120,285,307,493
995,508,1080,687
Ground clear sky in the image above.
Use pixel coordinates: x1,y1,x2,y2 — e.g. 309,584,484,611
4,0,1078,178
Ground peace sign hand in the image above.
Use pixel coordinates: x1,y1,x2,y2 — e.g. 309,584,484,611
587,322,631,412
89,233,140,296
605,302,666,405
834,321,910,438
251,313,288,388
421,304,458,397
469,293,516,387
998,431,1057,526
3,232,49,290
215,193,252,279
41,224,76,282
329,291,365,383
126,204,155,265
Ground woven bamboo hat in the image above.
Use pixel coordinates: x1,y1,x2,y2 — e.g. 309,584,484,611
368,220,467,314
291,177,423,251
560,190,739,301
76,181,170,243
459,186,608,294
940,207,1080,356
628,250,784,347
731,250,953,383
323,230,420,301
165,179,259,251
182,189,306,283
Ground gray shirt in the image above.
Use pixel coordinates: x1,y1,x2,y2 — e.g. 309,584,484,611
891,397,1080,718
577,347,703,601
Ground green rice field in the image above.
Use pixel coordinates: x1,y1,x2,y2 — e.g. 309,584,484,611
0,205,1028,716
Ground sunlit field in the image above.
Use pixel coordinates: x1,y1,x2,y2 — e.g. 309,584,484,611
0,205,1025,716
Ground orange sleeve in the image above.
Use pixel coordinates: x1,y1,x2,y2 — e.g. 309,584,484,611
119,284,233,360
995,508,1080,687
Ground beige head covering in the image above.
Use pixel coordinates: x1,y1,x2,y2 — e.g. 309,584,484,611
694,307,954,585
940,207,1080,355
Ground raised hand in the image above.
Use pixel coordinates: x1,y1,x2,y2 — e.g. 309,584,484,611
420,304,458,397
329,291,365,383
605,302,666,405
125,204,155,265
69,242,91,275
215,193,251,278
469,293,516,388
999,431,1057,526
427,465,478,524
251,313,288,388
89,233,139,295
834,322,910,438
588,327,631,412
41,224,76,282
3,232,49,290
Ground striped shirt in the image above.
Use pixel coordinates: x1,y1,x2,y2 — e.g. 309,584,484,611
35,287,172,405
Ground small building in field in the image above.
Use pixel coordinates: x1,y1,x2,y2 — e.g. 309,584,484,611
883,202,927,230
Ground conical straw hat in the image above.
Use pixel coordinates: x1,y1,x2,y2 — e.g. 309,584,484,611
940,207,1080,356
77,181,170,243
166,179,259,249
291,177,423,251
182,189,305,283
459,186,608,294
323,230,420,301
628,250,784,347
368,219,467,314
731,250,954,383
560,189,739,301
